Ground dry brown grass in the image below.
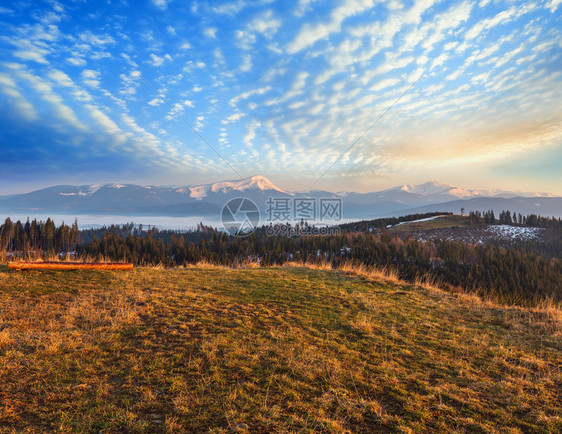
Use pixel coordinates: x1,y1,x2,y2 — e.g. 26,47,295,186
185,258,262,270
0,266,560,432
188,259,230,269
1,252,123,265
287,260,562,336
282,259,402,284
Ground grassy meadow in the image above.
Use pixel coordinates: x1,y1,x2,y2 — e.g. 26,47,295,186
386,214,471,233
0,265,560,432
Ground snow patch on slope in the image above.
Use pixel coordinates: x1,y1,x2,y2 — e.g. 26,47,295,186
189,185,208,199
86,184,104,195
60,192,87,196
384,180,477,198
486,225,543,240
395,215,448,226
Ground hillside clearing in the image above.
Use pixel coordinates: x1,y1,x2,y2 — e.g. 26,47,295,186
386,214,469,232
0,266,560,432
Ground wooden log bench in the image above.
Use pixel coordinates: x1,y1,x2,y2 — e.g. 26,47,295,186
8,262,134,271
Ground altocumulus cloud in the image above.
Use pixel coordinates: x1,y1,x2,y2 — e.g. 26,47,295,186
0,0,560,193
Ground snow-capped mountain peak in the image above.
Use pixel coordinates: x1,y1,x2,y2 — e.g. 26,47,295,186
399,184,413,193
392,180,480,198
388,180,452,195
410,180,454,195
189,175,287,199
212,175,284,193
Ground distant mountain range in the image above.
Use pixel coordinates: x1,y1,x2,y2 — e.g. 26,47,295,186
0,175,560,220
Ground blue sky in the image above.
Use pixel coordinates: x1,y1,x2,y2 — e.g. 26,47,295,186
0,0,561,194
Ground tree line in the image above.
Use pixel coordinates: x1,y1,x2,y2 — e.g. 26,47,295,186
0,217,79,253
1,212,560,307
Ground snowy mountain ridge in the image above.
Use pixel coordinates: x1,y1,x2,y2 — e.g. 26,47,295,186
189,175,289,200
1,176,560,218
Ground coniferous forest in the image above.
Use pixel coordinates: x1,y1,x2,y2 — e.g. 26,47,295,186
1,212,560,307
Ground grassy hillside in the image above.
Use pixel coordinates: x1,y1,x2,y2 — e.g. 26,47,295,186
387,214,469,233
0,265,560,432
